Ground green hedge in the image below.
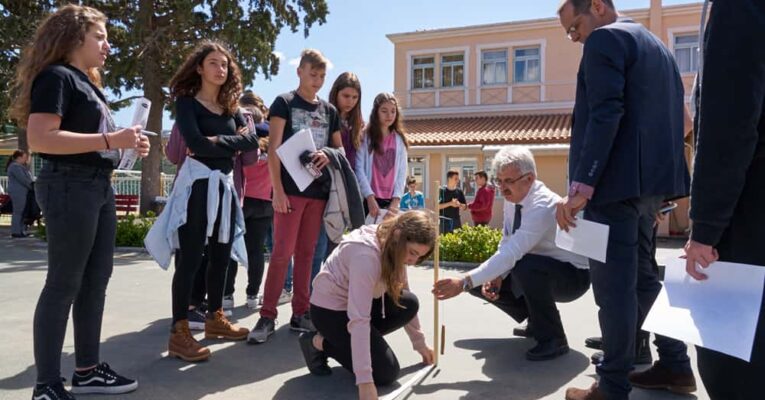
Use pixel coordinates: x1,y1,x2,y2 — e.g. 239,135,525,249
36,211,156,248
439,224,502,263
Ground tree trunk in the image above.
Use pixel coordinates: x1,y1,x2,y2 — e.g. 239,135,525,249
138,0,163,215
16,127,28,152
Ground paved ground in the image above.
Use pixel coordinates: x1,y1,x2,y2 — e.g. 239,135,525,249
0,229,708,400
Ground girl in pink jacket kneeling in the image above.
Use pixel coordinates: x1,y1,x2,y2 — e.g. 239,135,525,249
302,210,436,400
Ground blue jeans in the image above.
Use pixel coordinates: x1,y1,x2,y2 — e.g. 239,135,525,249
310,223,329,289
266,223,293,292
586,196,690,399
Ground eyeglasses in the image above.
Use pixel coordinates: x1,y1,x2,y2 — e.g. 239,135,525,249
500,172,531,186
566,15,583,41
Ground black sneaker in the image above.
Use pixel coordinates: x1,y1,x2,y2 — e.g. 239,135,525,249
70,362,137,395
299,331,331,376
32,379,74,400
247,317,276,344
290,313,315,333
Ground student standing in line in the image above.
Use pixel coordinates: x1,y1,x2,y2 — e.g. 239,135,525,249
307,72,365,277
12,5,148,398
355,93,410,219
300,211,436,400
165,40,259,361
249,49,342,343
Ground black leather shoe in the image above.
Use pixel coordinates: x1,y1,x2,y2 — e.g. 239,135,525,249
584,336,602,350
526,338,569,361
299,331,331,376
513,323,533,338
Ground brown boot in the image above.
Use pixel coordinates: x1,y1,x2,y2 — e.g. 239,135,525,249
565,383,607,400
629,362,697,394
205,309,249,340
169,320,211,362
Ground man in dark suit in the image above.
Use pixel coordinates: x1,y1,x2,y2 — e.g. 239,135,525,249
555,1,692,399
685,1,765,399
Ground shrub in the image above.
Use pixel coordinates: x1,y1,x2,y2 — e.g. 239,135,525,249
35,211,156,248
439,224,502,263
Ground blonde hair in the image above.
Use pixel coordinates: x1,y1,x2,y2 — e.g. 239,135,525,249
299,48,329,70
376,211,436,307
10,5,107,126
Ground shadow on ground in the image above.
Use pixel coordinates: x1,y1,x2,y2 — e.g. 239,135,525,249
405,337,589,400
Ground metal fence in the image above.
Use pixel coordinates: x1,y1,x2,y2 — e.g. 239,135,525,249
0,173,175,203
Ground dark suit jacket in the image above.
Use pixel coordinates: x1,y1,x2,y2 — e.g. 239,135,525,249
569,17,690,205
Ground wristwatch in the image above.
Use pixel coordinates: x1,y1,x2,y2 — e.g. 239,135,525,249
462,276,473,292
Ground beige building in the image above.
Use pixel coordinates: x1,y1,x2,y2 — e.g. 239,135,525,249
387,0,702,235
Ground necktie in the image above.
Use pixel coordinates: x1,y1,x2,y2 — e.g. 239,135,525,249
512,204,523,234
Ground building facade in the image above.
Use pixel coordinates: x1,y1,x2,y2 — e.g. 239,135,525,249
387,0,702,234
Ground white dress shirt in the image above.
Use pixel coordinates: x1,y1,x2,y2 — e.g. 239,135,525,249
468,180,589,287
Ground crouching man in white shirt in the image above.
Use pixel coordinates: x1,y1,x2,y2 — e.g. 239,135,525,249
433,145,590,361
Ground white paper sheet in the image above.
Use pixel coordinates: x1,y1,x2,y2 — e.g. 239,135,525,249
554,219,609,263
365,208,388,225
118,97,151,170
643,258,765,362
275,128,318,192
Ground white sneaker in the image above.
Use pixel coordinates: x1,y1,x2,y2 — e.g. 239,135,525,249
222,295,234,309
246,295,260,310
278,290,292,305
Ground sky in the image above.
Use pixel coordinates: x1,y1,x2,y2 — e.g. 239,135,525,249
112,0,698,130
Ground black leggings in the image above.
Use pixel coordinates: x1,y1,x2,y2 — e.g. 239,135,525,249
224,197,272,297
172,179,235,323
311,290,419,386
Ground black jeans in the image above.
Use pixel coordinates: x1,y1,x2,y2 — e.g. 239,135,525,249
174,247,208,308
33,162,116,386
172,179,236,323
585,196,689,399
469,254,590,342
225,197,272,297
311,290,419,386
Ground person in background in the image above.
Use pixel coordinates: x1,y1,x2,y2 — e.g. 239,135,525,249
6,149,34,238
400,176,424,211
438,170,467,234
468,170,495,226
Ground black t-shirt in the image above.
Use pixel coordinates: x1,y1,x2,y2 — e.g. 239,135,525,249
30,64,117,168
269,91,340,199
174,96,258,174
439,186,466,227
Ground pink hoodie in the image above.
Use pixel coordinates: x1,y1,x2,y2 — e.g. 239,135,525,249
310,225,427,385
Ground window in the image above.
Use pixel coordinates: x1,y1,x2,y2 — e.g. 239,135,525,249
481,50,507,85
441,54,464,87
674,34,699,73
446,156,478,197
514,47,541,83
408,156,428,196
412,56,435,89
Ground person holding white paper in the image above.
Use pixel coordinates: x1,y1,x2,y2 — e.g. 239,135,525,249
12,5,148,398
433,146,589,361
684,0,765,398
556,1,692,399
250,49,342,344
